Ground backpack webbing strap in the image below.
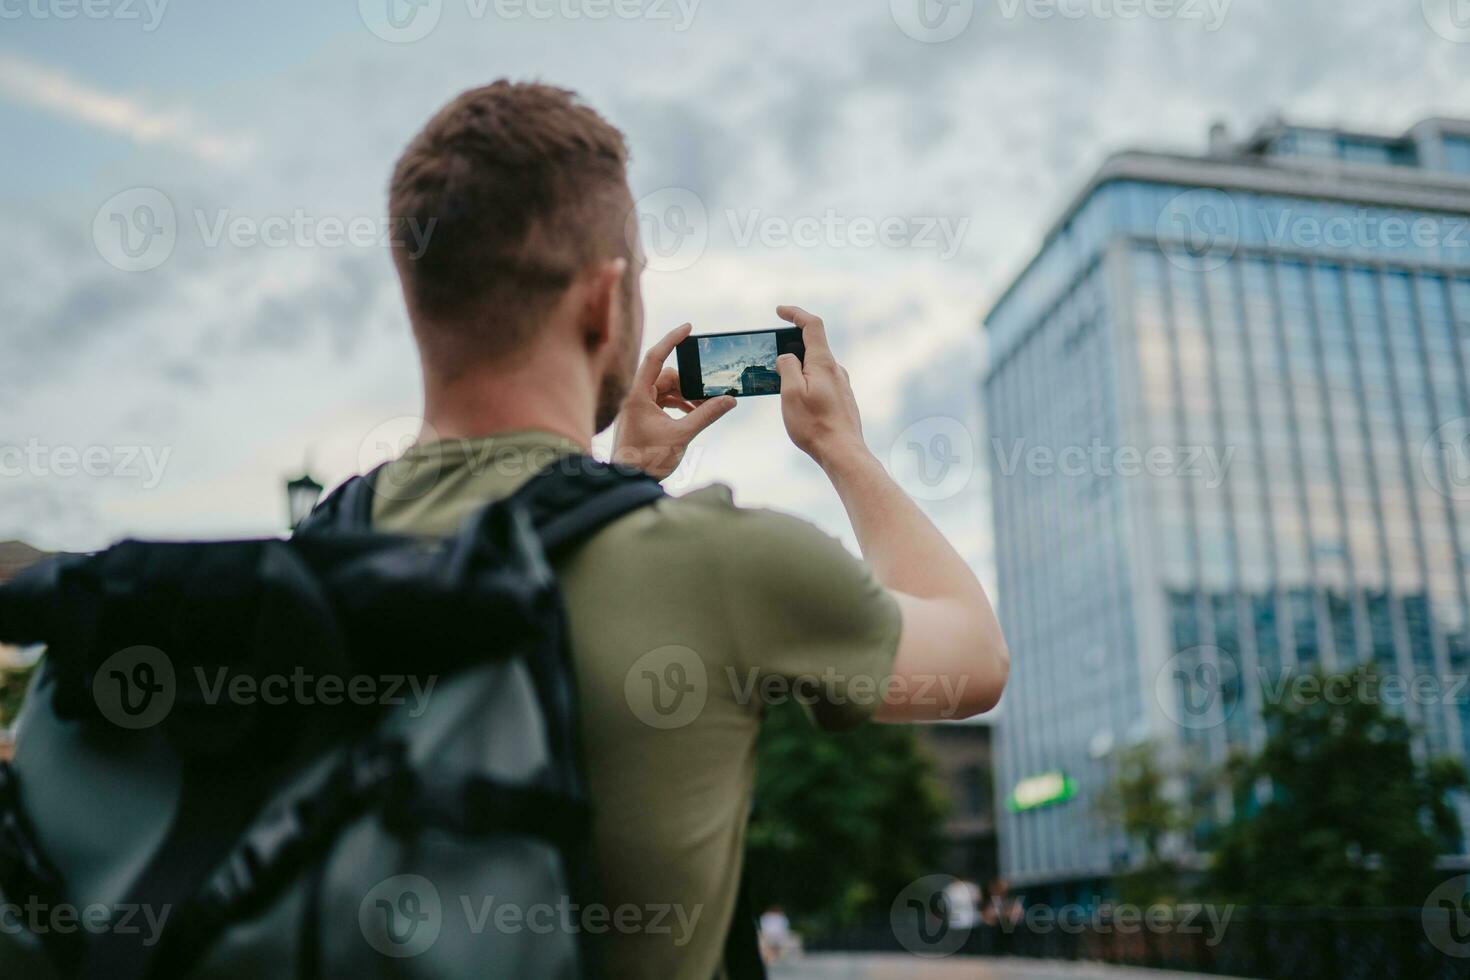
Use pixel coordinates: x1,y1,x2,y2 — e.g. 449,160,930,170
291,463,385,538
0,761,83,976
384,772,592,848
149,737,406,979
152,740,595,979
78,760,286,980
297,452,667,549
535,478,666,555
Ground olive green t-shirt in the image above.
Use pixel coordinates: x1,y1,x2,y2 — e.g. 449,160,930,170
370,431,901,980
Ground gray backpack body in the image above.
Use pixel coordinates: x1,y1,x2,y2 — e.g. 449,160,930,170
0,456,665,979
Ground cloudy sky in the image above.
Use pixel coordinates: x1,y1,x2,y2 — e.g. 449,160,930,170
3,0,1468,598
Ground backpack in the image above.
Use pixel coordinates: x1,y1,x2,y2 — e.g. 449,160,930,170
0,455,725,979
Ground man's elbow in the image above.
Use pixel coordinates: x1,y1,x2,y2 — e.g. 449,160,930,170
948,635,1009,719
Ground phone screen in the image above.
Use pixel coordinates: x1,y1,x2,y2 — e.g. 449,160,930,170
676,328,805,400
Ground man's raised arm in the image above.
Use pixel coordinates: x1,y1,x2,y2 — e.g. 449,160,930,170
772,305,1009,722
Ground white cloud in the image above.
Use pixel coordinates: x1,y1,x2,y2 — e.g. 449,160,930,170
0,52,255,164
3,0,1467,584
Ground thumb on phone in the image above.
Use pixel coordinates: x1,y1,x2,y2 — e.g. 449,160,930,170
775,353,804,395
679,395,737,437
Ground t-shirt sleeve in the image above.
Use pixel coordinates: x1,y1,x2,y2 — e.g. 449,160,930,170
709,504,902,730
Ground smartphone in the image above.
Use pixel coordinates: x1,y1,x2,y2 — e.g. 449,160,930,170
676,328,805,401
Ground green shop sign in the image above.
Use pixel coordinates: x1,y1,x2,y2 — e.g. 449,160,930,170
1007,771,1076,812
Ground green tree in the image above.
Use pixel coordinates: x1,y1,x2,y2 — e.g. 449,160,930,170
1098,740,1205,904
1208,665,1467,907
744,700,948,933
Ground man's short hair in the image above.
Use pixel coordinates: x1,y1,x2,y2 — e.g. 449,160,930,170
389,80,632,361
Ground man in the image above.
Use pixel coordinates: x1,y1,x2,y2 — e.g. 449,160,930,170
374,80,1009,979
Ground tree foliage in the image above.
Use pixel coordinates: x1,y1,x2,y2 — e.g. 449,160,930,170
1208,666,1467,907
744,700,948,933
1098,740,1194,904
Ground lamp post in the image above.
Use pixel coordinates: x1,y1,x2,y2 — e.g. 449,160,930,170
286,472,324,531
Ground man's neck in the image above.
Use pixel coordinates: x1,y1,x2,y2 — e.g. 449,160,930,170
417,352,595,450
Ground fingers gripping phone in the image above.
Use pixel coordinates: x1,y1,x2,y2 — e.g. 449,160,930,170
676,328,805,400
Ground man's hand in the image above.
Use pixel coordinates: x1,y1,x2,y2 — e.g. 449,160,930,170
612,323,736,480
773,305,867,469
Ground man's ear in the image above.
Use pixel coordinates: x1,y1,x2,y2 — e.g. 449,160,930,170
580,257,629,353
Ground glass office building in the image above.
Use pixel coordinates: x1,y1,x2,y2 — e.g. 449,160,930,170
984,118,1470,899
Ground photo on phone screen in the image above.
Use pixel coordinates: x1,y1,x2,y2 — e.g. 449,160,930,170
676,328,805,401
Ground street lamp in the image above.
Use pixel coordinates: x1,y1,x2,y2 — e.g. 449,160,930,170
286,472,324,530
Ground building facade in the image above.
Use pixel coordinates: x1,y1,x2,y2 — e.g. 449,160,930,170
916,722,999,888
984,118,1470,900
741,365,781,395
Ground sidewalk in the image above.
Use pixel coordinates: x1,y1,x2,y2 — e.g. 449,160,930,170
772,955,1256,980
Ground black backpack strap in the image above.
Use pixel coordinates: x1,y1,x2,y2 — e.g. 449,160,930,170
81,759,286,980
149,737,408,979
295,455,664,547
0,761,84,976
291,463,386,537
537,477,666,553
